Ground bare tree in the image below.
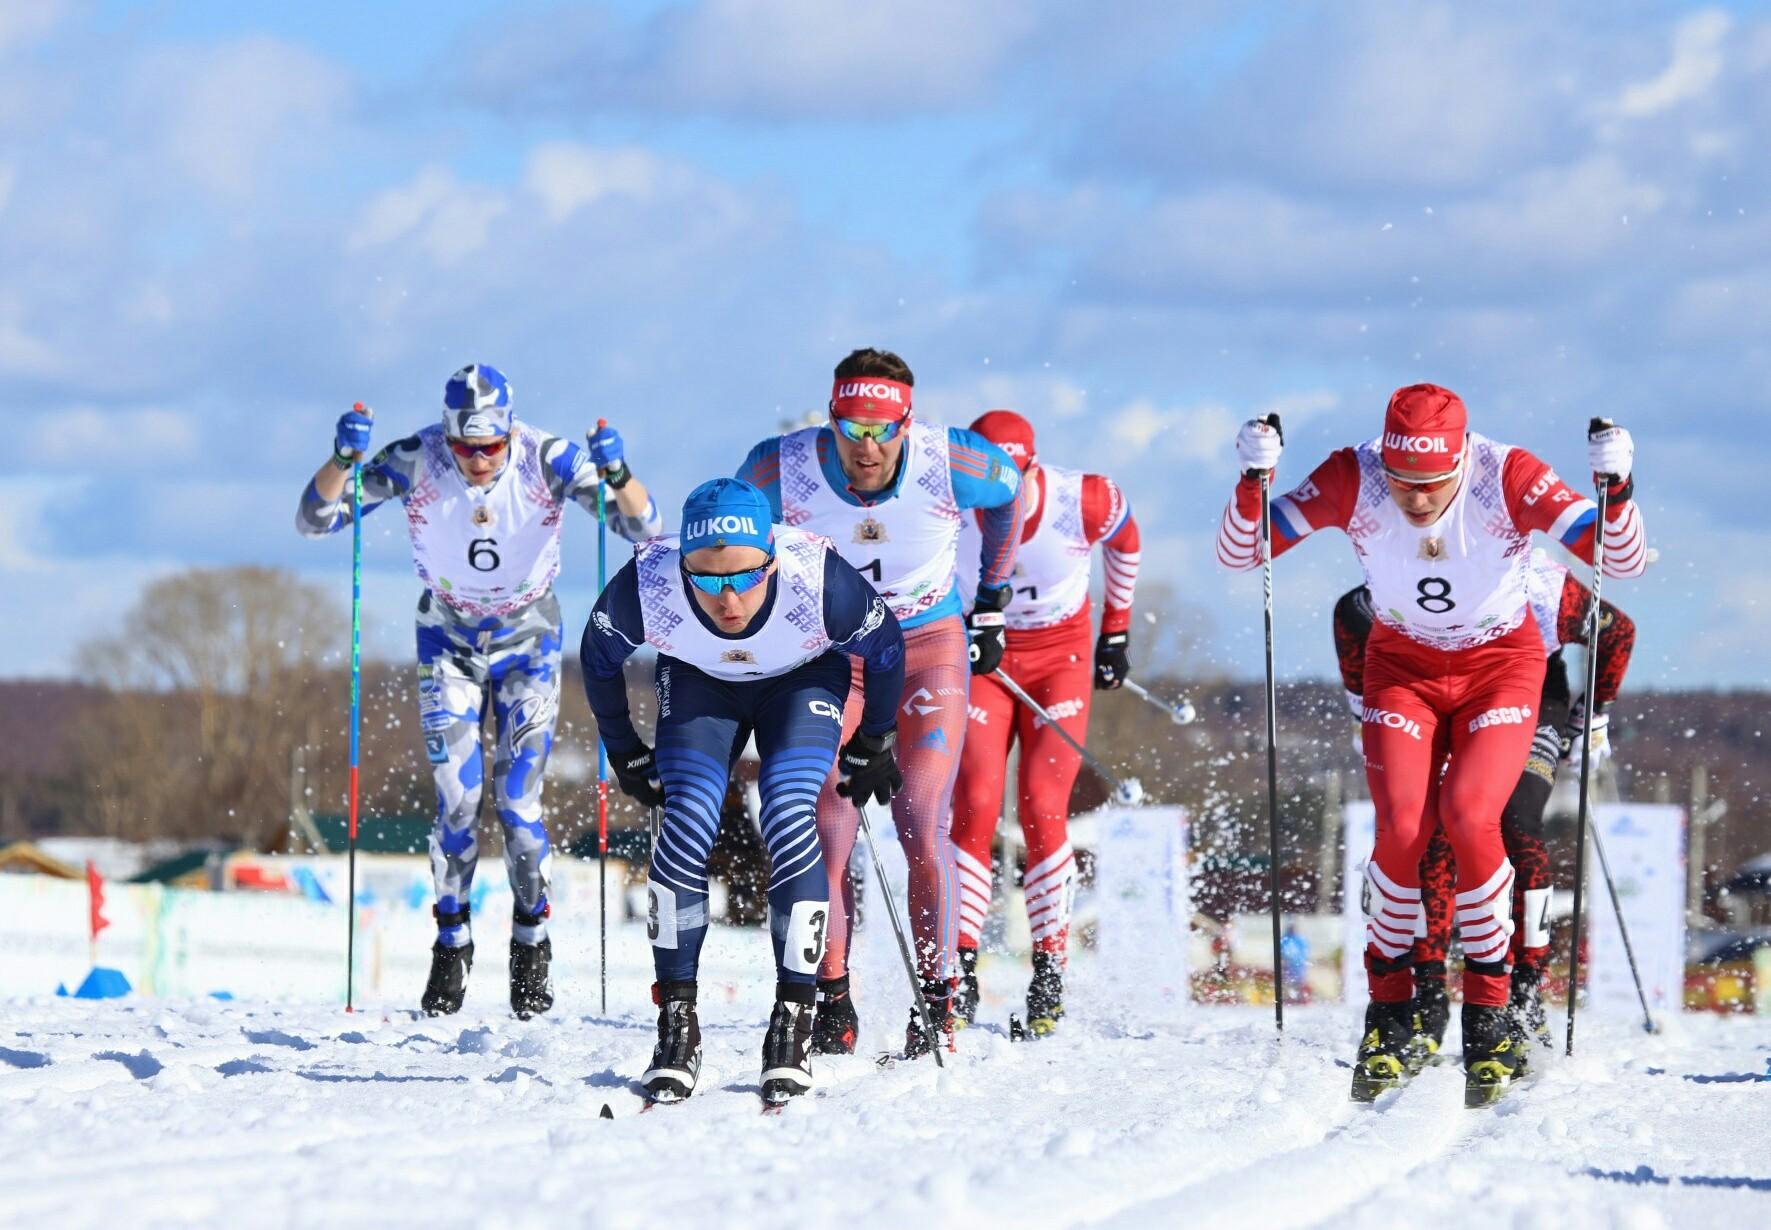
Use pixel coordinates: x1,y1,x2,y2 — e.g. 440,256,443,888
74,566,345,845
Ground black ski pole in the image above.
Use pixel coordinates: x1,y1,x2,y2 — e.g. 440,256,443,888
1254,414,1285,1032
1566,417,1612,1057
855,802,945,1069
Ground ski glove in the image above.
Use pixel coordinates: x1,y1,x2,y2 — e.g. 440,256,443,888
1234,417,1283,475
834,730,902,808
587,423,632,488
1094,630,1130,691
612,744,665,808
1587,421,1632,485
967,584,1010,676
335,405,374,459
1562,699,1611,768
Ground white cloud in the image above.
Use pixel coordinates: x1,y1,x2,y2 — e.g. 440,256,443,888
0,1,70,55
1616,9,1731,117
524,143,665,223
139,37,353,198
33,407,200,468
349,166,509,264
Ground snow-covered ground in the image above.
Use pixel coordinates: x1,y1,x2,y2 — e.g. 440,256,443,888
2,920,1766,1230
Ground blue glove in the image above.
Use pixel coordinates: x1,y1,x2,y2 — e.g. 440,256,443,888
335,407,373,457
587,423,625,471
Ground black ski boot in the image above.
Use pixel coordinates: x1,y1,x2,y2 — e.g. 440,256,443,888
1024,951,1066,1039
902,979,956,1060
1508,963,1553,1067
811,974,859,1056
1464,1002,1522,1108
760,983,816,1105
642,981,702,1102
1403,963,1451,1074
955,948,980,1028
1350,999,1413,1102
421,909,474,1016
509,936,554,1020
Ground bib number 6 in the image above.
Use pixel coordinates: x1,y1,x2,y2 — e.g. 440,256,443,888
468,538,501,572
1415,576,1455,613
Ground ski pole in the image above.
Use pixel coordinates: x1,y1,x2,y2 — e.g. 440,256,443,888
1566,417,1612,1057
1254,413,1285,1032
346,402,370,1013
595,419,610,1015
992,668,1144,804
855,801,944,1069
1122,678,1197,726
1588,821,1657,1034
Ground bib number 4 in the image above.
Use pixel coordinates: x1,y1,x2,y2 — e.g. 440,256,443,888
1415,577,1455,613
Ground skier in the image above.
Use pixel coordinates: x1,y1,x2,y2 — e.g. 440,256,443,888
297,364,662,1018
1333,554,1638,1068
947,409,1141,1036
1218,384,1646,1102
736,348,1025,1058
580,478,906,1103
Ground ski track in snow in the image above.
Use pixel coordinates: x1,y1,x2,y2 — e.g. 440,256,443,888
2,939,1767,1230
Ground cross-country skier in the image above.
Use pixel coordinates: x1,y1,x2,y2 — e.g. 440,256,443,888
736,348,1025,1058
297,364,662,1018
1332,553,1637,1069
580,478,906,1103
947,409,1141,1036
1217,384,1646,1103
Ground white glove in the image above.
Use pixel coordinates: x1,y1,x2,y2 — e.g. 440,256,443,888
1588,423,1633,484
1563,701,1612,767
1235,418,1283,474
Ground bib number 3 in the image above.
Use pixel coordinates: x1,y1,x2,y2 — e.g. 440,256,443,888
1415,577,1455,613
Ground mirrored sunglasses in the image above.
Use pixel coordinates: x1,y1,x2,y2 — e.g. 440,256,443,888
1383,466,1460,494
833,417,906,445
448,436,509,459
683,560,774,597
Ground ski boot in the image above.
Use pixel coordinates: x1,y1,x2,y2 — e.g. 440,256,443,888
1402,964,1451,1074
1023,950,1066,1039
811,974,860,1056
416,906,471,1019
509,937,554,1020
760,983,816,1105
642,981,702,1102
1350,999,1413,1102
902,979,957,1060
1508,963,1553,1071
1463,1003,1522,1108
955,948,980,1028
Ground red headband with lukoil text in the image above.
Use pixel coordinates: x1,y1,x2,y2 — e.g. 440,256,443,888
830,377,912,422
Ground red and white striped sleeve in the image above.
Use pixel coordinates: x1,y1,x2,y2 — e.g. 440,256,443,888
1081,474,1139,634
1216,450,1360,572
1501,449,1647,578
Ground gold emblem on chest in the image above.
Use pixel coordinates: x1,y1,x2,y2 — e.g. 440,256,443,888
854,516,888,544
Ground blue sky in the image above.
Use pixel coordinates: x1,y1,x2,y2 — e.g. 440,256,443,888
4,1,1769,687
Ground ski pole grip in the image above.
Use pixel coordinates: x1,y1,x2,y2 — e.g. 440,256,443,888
1242,413,1283,481
597,417,607,429
1588,416,1611,435
354,401,372,420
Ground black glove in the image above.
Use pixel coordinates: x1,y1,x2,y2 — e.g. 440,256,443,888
834,730,902,808
967,584,1010,676
1094,630,1130,691
611,744,664,808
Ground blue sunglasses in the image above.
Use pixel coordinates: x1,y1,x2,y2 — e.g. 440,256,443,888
683,559,774,597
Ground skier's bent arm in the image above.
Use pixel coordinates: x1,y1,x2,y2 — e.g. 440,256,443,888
579,561,648,755
1083,474,1140,634
1216,449,1358,571
546,435,664,542
823,553,906,739
296,440,417,538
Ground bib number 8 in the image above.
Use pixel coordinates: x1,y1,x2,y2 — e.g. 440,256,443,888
1415,577,1455,613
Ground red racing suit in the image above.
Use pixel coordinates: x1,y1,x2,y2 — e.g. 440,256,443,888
1219,433,1646,1006
951,463,1140,960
